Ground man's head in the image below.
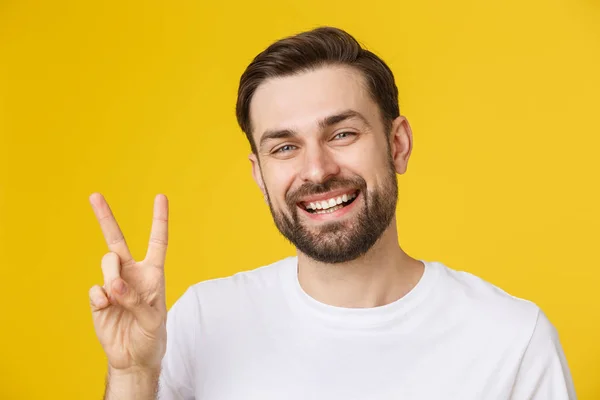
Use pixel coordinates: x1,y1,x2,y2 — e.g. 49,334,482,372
236,27,413,264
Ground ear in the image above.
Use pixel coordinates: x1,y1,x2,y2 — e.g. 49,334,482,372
389,116,413,175
249,153,268,202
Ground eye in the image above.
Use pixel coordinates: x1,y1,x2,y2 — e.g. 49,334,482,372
333,131,356,140
273,144,297,154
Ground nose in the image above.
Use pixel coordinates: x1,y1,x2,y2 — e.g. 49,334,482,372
298,145,341,184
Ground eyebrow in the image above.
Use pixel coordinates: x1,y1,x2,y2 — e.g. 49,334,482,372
259,109,370,150
319,109,371,130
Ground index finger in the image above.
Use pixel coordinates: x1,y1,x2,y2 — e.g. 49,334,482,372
89,193,134,265
145,194,169,268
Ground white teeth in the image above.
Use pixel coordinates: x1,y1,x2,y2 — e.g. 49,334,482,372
304,191,358,211
314,204,344,214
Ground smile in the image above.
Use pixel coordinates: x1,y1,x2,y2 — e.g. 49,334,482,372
300,190,359,215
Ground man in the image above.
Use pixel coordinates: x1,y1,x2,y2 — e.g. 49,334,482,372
88,27,576,399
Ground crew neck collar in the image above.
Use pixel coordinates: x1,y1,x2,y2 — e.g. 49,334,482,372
281,256,441,331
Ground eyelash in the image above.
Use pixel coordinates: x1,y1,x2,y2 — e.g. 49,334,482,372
275,144,297,153
333,131,356,140
272,132,357,154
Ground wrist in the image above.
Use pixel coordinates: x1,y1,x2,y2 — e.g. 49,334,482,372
105,365,161,400
108,364,161,377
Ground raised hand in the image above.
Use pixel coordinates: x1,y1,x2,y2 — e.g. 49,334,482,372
88,193,169,374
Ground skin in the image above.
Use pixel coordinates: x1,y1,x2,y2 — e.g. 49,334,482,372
249,65,425,308
88,64,424,398
89,193,168,399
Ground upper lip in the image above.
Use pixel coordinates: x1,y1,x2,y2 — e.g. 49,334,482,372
297,188,359,204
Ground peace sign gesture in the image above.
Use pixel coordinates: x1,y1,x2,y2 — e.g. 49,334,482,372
88,193,169,374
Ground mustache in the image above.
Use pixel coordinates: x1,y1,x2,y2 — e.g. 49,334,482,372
286,176,367,205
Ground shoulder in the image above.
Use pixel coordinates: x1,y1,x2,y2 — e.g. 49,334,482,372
168,256,296,315
436,261,540,317
190,256,295,297
430,261,542,343
429,262,575,396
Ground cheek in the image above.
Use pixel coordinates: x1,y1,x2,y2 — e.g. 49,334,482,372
262,162,297,203
364,135,394,171
338,139,387,181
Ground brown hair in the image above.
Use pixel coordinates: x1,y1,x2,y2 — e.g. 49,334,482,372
236,26,400,154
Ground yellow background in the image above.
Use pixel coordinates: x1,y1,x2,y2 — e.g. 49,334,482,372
1,0,598,398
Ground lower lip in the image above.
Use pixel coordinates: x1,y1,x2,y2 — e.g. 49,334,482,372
298,192,361,221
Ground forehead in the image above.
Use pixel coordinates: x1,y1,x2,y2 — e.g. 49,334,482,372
249,65,380,140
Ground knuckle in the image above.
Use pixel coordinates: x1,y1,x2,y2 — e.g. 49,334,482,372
149,237,168,247
97,214,113,223
108,235,126,246
120,258,136,267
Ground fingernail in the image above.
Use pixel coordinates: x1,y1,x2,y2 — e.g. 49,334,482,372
114,279,127,295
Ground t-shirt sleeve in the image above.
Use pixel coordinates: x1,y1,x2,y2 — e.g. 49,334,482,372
157,286,199,400
511,308,577,399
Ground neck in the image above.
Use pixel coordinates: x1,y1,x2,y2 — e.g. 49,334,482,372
296,217,425,308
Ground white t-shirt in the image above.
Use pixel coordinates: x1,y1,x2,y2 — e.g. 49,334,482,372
158,257,576,399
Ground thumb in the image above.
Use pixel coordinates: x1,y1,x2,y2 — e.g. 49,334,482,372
111,278,162,332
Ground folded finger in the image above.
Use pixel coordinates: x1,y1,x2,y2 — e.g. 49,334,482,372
111,278,162,333
89,284,109,311
101,252,121,299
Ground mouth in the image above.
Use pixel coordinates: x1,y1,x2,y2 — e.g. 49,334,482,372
298,189,360,215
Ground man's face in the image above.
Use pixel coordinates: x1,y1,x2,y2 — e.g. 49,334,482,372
249,65,409,263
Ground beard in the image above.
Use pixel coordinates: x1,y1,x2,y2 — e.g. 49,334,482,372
264,156,398,264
